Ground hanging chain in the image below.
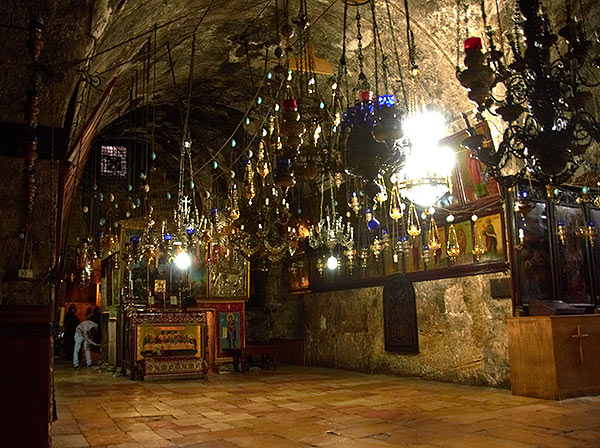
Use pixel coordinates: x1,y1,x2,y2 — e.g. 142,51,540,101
340,1,351,105
512,0,522,57
456,0,462,71
403,0,418,73
369,0,379,96
355,6,366,80
370,1,390,95
274,0,279,42
384,0,408,112
494,0,506,57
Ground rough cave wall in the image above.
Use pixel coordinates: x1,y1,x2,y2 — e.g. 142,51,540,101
0,157,58,307
246,262,304,343
303,272,511,388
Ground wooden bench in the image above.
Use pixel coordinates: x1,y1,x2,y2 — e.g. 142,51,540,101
223,345,278,372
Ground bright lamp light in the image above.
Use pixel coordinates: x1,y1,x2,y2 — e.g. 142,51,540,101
397,110,455,206
326,255,338,270
174,251,191,270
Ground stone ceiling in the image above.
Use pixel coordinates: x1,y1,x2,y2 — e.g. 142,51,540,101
1,0,599,153
1,1,484,140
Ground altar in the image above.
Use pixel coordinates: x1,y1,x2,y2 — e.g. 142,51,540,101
123,310,208,380
508,315,600,400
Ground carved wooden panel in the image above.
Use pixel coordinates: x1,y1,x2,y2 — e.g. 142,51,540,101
383,275,419,354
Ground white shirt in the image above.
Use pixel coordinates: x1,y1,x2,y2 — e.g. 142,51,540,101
76,320,98,342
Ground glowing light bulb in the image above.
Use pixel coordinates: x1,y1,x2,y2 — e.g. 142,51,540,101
175,252,191,270
327,255,338,270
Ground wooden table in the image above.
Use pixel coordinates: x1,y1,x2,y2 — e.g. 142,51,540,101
224,345,278,372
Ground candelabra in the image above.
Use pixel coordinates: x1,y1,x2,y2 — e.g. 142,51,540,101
458,0,600,186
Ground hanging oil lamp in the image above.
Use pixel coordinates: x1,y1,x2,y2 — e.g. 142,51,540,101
427,217,441,252
289,261,298,278
392,248,401,265
316,257,324,276
389,184,403,221
256,141,270,184
407,203,421,237
556,220,566,245
359,247,369,269
588,222,597,246
375,178,388,203
365,209,381,231
422,244,432,265
244,161,256,201
370,237,384,260
228,184,240,221
344,247,356,275
447,223,461,261
280,98,305,151
577,221,597,246
381,230,391,248
348,191,360,215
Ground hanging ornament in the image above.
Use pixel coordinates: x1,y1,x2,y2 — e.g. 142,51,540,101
389,184,403,221
375,184,388,203
381,231,391,248
588,222,597,246
359,247,369,269
427,217,441,252
398,236,411,254
577,221,597,246
348,192,360,215
370,237,384,260
289,262,298,277
343,90,398,182
344,247,356,275
407,203,421,237
256,141,270,184
244,163,256,201
422,244,432,265
316,257,324,277
228,184,240,221
372,94,404,149
447,223,461,261
367,210,380,231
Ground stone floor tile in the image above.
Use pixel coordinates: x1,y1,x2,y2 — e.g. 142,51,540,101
53,434,90,448
106,444,143,448
53,363,600,448
84,430,135,447
480,426,588,448
52,423,83,435
326,437,396,447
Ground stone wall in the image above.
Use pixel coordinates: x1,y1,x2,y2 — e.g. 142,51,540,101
0,157,58,307
246,262,304,344
303,272,511,388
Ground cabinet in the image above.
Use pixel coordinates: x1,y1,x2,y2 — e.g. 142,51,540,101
508,315,600,399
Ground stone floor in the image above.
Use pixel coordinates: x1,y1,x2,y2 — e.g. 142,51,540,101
53,362,600,448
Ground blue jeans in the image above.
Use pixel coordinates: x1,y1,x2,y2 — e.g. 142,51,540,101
73,332,91,367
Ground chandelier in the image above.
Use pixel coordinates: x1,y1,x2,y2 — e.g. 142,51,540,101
394,110,455,206
458,0,600,186
308,176,354,251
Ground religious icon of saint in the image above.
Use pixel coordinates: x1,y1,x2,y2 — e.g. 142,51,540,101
226,313,237,349
483,218,497,256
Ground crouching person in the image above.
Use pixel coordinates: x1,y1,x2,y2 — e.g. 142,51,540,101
73,310,100,369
